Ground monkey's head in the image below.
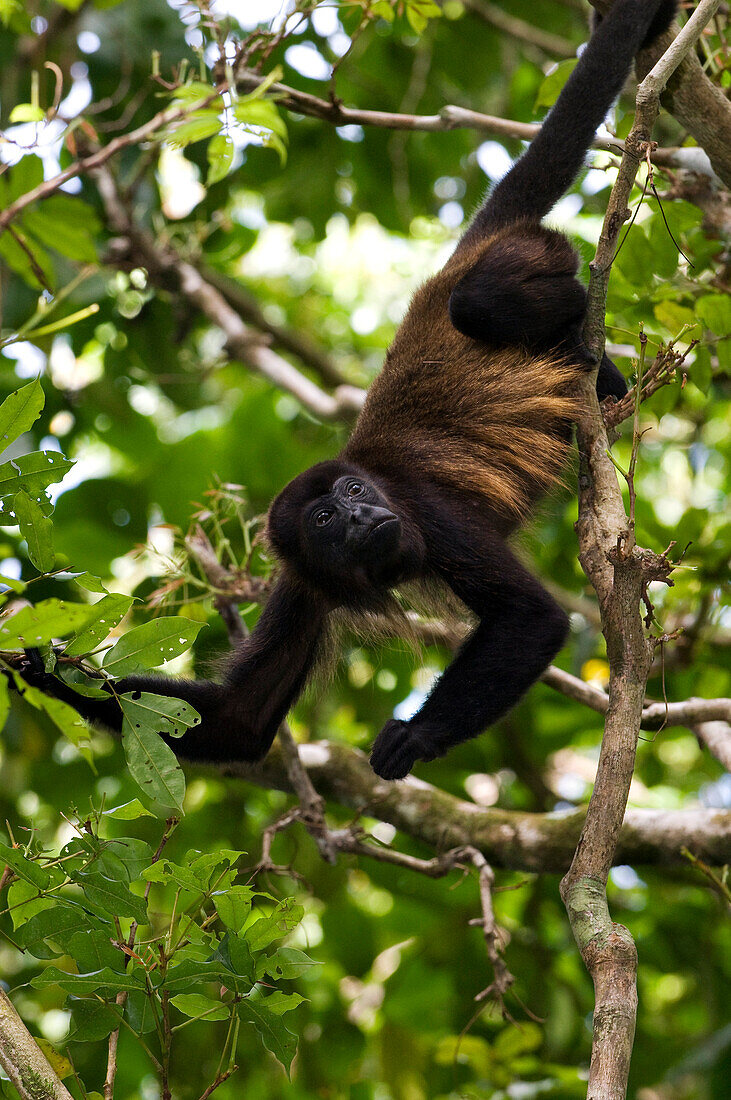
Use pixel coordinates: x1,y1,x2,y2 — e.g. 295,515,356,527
268,461,420,599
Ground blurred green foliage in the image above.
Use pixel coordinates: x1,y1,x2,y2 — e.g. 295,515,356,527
0,1,729,1098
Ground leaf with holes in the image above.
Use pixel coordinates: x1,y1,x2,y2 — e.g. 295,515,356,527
0,599,97,649
0,451,73,516
13,490,55,573
120,700,189,813
65,593,135,656
103,617,203,674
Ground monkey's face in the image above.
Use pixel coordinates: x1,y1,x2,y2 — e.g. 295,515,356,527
268,463,414,597
304,475,403,585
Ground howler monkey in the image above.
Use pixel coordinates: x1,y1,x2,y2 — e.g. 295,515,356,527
16,0,677,779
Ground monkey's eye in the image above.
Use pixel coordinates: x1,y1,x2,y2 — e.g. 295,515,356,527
347,482,365,498
314,509,334,527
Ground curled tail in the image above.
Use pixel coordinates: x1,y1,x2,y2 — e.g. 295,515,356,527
461,0,677,243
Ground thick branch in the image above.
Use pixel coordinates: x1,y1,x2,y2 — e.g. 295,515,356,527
633,0,731,186
0,990,74,1100
562,8,722,1098
229,741,731,871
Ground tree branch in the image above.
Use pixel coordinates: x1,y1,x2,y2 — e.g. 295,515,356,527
96,166,365,421
633,0,731,185
462,0,576,57
227,740,731,870
561,7,723,1097
200,266,349,389
233,68,702,172
0,989,74,1100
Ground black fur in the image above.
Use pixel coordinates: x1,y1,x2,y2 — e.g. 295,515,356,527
13,0,676,780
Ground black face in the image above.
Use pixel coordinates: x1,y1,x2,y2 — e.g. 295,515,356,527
306,475,402,582
268,461,425,599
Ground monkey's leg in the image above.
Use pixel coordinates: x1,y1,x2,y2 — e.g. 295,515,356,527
449,227,627,398
449,227,587,351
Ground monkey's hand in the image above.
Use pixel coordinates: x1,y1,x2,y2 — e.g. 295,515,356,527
370,719,438,780
3,648,61,694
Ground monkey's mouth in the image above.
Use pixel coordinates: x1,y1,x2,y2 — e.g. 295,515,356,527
363,516,402,562
367,515,400,540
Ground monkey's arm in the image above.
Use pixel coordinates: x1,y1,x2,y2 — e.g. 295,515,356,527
460,0,677,242
370,516,568,780
12,577,325,766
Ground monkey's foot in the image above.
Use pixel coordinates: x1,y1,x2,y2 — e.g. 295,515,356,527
369,719,437,780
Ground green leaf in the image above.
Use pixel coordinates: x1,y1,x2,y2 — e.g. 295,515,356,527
258,947,318,981
0,841,50,889
216,933,257,985
125,988,157,1035
171,993,229,1022
238,999,298,1076
103,617,203,674
21,197,99,262
13,490,55,572
0,573,26,593
103,799,155,821
207,132,235,186
534,59,578,111
257,990,305,1016
245,898,304,951
167,112,222,148
64,593,135,656
74,572,108,593
371,1,395,21
31,966,146,995
6,878,54,930
171,81,221,106
70,871,148,924
0,379,45,454
234,99,288,141
0,0,29,31
33,692,93,762
696,294,731,337
67,929,126,973
119,692,200,741
0,599,96,649
121,718,186,814
19,903,103,959
102,837,153,880
162,958,231,993
0,450,74,515
143,858,204,894
214,885,254,932
68,1000,123,1042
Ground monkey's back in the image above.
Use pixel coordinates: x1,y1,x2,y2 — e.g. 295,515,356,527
345,238,584,525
